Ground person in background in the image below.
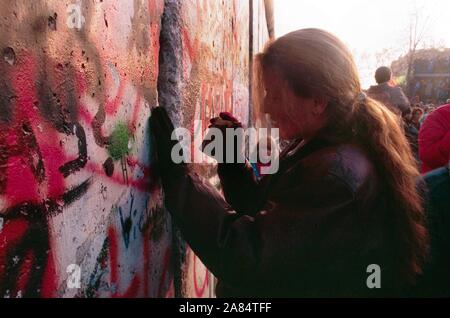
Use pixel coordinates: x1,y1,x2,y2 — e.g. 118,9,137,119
403,108,420,165
150,28,428,297
420,105,435,126
367,66,410,116
411,107,424,130
419,103,450,173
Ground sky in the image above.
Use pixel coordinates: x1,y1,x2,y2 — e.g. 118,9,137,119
274,0,450,88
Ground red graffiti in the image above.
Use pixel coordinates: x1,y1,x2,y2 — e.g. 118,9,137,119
0,217,57,298
105,81,127,116
143,227,151,298
0,53,79,297
192,249,209,298
130,92,143,134
108,227,142,298
0,50,153,298
104,226,172,298
157,247,172,298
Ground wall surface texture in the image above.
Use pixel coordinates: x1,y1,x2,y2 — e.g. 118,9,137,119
0,0,271,298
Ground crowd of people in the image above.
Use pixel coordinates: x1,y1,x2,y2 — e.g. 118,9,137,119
407,54,450,106
366,66,450,174
413,57,450,74
410,78,450,106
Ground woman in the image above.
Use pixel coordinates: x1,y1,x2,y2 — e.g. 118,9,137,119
411,107,424,130
150,29,428,297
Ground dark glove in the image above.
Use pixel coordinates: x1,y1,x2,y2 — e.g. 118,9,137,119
149,107,188,191
202,112,244,164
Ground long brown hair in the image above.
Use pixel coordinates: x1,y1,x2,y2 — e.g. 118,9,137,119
253,28,428,285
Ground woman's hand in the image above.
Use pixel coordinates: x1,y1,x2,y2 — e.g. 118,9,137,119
149,107,188,190
202,112,244,163
210,112,242,128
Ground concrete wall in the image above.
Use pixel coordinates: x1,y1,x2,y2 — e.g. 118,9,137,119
0,0,271,298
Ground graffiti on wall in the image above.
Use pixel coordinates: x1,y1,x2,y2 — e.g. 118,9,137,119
0,0,170,298
174,0,252,295
177,0,249,177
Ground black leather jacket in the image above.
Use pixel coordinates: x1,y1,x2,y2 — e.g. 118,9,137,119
165,132,408,297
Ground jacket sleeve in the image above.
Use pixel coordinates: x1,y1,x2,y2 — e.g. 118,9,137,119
164,170,359,290
392,87,410,114
419,113,450,171
216,162,261,215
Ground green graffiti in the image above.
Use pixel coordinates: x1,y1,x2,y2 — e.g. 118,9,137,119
108,122,130,160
